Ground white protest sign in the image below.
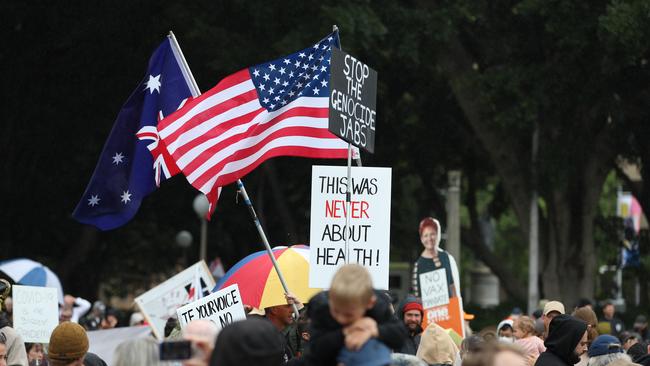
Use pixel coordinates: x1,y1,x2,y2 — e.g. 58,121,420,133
309,165,392,289
420,268,450,309
12,285,59,343
176,284,246,330
135,261,215,339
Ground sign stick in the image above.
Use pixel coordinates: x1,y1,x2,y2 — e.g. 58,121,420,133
333,25,364,262
168,31,300,319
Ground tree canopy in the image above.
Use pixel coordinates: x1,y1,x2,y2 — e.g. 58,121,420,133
2,0,649,306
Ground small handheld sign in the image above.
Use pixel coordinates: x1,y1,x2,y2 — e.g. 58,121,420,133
329,47,378,153
176,284,246,330
12,285,59,343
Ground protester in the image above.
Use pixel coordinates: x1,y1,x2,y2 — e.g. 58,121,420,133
25,343,44,365
338,339,392,366
462,342,529,366
572,306,600,366
82,353,107,366
0,335,8,366
0,315,29,366
397,295,423,355
113,338,168,366
513,316,546,359
634,316,649,342
459,335,485,361
99,308,118,330
47,322,89,366
586,334,632,366
62,296,91,324
411,217,460,300
265,293,303,361
304,264,406,366
621,331,641,351
497,319,515,343
416,322,461,365
575,299,593,311
128,312,145,327
79,302,105,331
210,318,284,366
465,312,476,337
535,314,588,366
600,301,625,337
543,301,566,339
627,341,650,365
181,319,219,366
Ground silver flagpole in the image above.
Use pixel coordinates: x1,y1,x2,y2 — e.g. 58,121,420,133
167,31,300,319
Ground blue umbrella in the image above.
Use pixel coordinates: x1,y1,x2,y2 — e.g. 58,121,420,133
0,258,64,304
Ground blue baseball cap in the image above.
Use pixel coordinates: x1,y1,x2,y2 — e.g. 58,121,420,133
588,335,624,357
337,339,392,366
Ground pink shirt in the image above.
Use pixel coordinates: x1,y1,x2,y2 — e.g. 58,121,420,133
516,336,546,358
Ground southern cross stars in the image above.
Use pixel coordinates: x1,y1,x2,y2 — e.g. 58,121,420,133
120,190,132,204
88,195,100,207
112,152,124,165
145,74,161,94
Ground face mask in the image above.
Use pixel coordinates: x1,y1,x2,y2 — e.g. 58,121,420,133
499,336,515,343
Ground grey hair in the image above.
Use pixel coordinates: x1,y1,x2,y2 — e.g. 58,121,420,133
587,353,631,366
113,337,171,366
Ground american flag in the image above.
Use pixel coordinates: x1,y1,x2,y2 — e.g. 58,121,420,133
73,38,193,230
157,31,351,215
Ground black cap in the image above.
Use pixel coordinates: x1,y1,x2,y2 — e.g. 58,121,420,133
210,318,283,366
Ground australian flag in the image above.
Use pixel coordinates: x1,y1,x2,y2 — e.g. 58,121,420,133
73,38,194,230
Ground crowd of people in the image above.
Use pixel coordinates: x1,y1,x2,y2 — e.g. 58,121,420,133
0,263,649,366
0,216,648,365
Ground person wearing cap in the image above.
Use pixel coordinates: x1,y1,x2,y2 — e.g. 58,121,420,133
396,296,423,355
534,314,588,366
542,301,566,339
47,322,89,366
465,312,475,336
411,217,460,300
585,334,632,366
634,315,649,342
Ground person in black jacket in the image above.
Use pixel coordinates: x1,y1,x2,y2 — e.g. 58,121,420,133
303,264,407,366
535,314,588,366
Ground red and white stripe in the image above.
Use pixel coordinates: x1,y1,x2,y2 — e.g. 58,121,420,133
157,69,349,211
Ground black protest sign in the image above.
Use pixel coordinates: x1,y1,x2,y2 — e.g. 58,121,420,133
329,47,378,153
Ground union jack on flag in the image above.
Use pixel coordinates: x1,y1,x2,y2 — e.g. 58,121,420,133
158,31,353,217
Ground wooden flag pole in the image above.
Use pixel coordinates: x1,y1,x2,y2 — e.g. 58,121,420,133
168,31,300,319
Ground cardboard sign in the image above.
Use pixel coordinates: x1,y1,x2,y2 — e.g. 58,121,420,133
422,297,464,338
329,47,378,153
135,261,215,339
420,268,450,309
309,165,391,289
176,284,246,330
419,256,465,338
12,285,59,343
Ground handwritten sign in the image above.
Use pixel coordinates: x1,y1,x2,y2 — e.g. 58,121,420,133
176,284,246,330
135,261,215,339
309,165,391,289
12,285,59,343
329,47,378,153
420,269,450,309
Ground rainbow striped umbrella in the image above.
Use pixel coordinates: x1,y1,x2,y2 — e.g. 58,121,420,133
214,245,321,309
